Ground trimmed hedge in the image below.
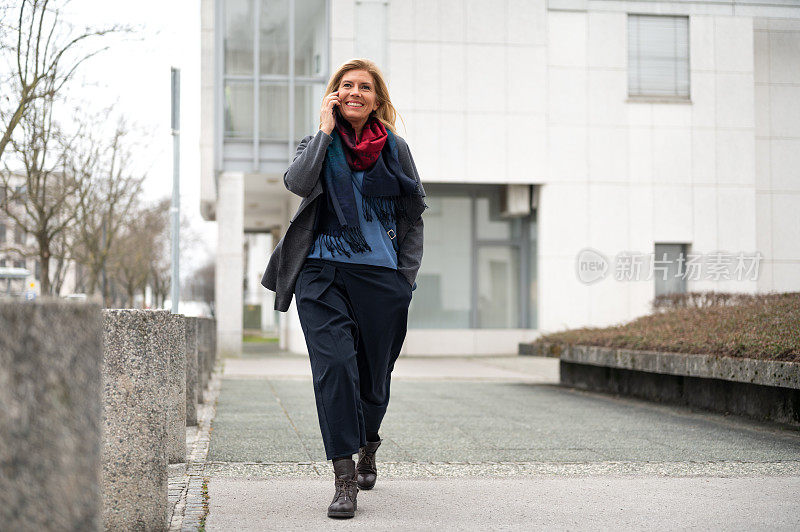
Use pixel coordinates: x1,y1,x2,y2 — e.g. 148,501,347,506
534,291,800,363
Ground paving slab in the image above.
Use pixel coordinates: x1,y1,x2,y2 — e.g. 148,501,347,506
202,354,800,530
222,352,559,383
206,476,800,531
208,378,800,464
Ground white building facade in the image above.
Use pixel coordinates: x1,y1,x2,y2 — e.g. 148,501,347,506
200,0,800,357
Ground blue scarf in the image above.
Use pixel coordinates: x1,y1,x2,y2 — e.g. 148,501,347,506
309,126,422,257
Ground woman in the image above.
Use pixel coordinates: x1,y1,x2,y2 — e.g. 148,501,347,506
260,58,427,518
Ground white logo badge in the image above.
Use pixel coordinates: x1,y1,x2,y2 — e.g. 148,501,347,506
576,247,608,284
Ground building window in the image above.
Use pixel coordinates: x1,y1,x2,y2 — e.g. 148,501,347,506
224,0,255,75
223,82,254,138
654,243,688,297
14,259,25,269
628,14,689,98
0,222,5,243
220,0,328,146
409,185,537,330
13,224,25,245
259,0,289,76
477,246,520,328
258,83,290,140
14,184,27,204
295,0,326,77
410,195,472,328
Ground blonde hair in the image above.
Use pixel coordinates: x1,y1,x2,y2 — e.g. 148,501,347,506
320,58,405,135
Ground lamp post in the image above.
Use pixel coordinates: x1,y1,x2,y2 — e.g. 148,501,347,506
170,67,180,314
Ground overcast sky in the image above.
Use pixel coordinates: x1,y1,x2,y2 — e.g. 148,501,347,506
60,0,215,271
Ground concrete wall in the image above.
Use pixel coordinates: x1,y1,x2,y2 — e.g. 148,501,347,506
538,12,763,333
753,17,800,292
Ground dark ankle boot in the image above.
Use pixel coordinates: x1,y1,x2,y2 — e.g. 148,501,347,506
328,458,358,518
357,438,382,490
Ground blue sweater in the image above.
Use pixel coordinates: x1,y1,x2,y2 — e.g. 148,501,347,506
306,169,398,269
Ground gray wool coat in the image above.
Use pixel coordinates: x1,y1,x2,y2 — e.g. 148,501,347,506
261,129,427,312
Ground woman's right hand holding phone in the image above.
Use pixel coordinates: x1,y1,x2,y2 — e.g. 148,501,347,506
320,91,340,136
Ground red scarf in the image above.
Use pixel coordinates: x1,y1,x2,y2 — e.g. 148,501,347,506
334,109,387,171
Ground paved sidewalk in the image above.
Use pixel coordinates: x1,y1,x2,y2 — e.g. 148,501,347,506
203,351,800,530
207,476,800,530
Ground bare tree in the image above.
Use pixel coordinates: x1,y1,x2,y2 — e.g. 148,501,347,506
109,198,168,307
48,212,71,293
0,94,89,295
0,0,127,161
70,118,145,306
132,196,203,309
0,2,13,50
149,222,171,309
185,259,216,317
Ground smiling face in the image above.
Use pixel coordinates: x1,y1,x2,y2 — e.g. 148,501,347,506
337,69,380,130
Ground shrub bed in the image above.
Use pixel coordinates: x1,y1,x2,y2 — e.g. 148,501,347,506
533,291,799,363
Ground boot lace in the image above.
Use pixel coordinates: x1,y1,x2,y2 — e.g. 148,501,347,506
334,477,357,501
358,448,376,472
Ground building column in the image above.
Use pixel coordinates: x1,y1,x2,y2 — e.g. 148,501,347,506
272,194,309,354
215,171,244,358
284,298,307,354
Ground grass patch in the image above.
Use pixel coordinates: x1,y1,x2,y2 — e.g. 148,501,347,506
242,334,278,343
534,291,799,363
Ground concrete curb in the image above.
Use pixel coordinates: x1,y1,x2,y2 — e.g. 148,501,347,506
518,341,565,358
563,345,800,390
521,342,800,426
520,343,799,389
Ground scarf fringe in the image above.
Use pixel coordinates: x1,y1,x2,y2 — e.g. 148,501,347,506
314,224,373,258
362,195,414,227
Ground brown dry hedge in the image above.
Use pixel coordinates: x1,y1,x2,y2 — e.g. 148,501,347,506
534,291,800,363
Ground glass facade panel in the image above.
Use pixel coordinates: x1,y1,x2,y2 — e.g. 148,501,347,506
225,0,254,75
408,195,472,329
224,82,254,138
477,246,520,328
294,0,326,77
220,0,329,166
408,185,538,330
294,84,326,138
259,0,289,75
257,84,324,140
258,84,289,140
475,194,522,241
528,213,538,329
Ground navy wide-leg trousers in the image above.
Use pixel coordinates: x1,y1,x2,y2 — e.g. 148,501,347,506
294,257,412,460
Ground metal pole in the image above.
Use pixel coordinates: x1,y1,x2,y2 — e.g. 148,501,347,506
170,67,181,313
102,220,107,307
